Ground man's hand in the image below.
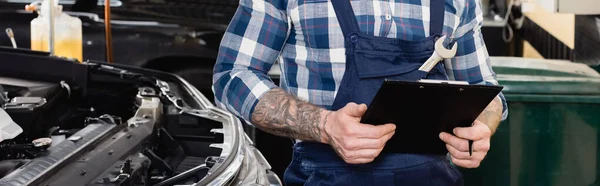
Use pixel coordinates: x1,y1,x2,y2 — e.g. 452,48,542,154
322,103,396,164
439,120,492,168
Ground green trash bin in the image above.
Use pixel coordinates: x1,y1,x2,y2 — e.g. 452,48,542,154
592,65,600,74
461,57,600,186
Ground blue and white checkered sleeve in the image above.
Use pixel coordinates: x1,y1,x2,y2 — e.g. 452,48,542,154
212,0,290,123
444,0,508,121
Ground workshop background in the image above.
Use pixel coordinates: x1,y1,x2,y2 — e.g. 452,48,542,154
1,0,599,185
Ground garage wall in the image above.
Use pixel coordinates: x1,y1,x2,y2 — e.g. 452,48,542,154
523,1,575,49
521,0,575,60
519,0,600,70
522,41,543,59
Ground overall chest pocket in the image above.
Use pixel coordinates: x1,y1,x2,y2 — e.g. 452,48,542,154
353,49,441,81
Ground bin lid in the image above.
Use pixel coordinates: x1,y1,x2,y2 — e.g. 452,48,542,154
491,57,600,78
490,57,600,101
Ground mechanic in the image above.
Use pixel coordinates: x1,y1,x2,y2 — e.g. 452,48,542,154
213,0,507,185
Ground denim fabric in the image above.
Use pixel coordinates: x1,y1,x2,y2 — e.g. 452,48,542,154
284,142,464,186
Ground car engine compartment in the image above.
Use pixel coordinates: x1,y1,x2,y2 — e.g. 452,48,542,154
0,72,223,185
0,47,278,186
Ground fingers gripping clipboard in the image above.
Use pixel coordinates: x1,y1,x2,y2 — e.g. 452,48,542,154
359,79,503,155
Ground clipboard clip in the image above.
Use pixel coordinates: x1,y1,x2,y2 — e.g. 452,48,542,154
417,79,469,85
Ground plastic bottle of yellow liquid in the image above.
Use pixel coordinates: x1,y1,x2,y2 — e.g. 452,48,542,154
30,0,83,62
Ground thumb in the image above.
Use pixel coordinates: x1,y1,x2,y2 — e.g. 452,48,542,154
344,103,367,117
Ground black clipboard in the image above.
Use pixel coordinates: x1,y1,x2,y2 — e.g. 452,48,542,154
360,79,503,155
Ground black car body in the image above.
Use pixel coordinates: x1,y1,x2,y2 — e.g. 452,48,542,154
0,0,241,102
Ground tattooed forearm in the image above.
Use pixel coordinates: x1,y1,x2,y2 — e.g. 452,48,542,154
322,111,344,157
476,96,503,134
251,88,329,142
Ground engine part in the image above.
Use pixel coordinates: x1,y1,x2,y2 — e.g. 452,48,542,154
38,97,162,186
49,135,64,147
85,114,122,125
0,85,7,105
2,80,70,142
157,128,186,173
89,153,151,185
143,149,173,177
0,123,117,186
0,77,59,98
31,137,51,148
2,137,51,159
0,160,29,178
5,97,47,108
0,108,22,143
153,164,209,186
205,156,218,168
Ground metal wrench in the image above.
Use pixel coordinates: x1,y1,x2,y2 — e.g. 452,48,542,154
418,35,474,156
418,35,457,72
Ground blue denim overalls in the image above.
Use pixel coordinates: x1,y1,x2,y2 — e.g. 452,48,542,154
283,0,464,185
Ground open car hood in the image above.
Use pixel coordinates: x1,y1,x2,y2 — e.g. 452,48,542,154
0,46,281,186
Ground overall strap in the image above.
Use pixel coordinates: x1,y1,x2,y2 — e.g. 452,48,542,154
331,0,361,37
429,0,446,36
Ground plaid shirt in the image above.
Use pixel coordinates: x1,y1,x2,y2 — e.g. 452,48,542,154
213,0,508,124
